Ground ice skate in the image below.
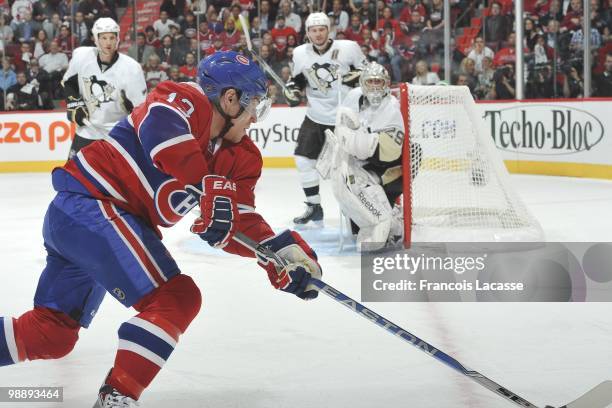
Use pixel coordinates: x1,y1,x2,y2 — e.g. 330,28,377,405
293,202,324,228
93,384,139,408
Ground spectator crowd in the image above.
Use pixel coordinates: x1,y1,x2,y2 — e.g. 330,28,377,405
0,0,121,110
0,0,610,112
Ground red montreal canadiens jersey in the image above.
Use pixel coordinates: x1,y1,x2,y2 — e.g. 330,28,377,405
57,80,274,255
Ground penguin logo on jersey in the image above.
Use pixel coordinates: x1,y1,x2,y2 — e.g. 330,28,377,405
82,75,116,109
305,62,339,93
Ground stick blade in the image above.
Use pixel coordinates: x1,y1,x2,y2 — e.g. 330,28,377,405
561,381,612,408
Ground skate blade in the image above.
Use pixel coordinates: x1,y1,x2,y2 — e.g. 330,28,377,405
293,220,325,230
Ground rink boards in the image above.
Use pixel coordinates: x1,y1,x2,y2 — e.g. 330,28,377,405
0,99,611,179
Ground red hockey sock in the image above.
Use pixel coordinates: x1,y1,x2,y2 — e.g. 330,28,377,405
12,307,80,362
108,275,202,400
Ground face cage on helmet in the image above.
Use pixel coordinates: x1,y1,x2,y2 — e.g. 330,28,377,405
238,91,271,122
362,77,388,106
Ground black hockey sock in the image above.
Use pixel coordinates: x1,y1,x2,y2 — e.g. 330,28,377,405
303,186,321,204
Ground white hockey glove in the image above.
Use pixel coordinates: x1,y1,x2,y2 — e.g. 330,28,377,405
258,230,322,300
334,107,378,160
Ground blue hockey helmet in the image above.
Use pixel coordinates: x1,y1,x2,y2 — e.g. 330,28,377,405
198,51,271,122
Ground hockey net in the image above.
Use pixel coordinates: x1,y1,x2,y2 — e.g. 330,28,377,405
398,83,544,247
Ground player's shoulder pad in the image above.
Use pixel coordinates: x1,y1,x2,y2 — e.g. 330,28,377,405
157,80,211,106
293,43,309,58
336,39,363,52
118,52,144,69
352,40,365,53
333,39,352,47
70,46,96,63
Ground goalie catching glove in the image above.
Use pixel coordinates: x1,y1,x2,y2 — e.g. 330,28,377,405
66,96,89,126
187,175,239,248
258,230,322,300
335,106,379,160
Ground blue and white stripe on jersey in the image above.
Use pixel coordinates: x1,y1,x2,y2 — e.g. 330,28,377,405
118,316,178,367
137,103,195,163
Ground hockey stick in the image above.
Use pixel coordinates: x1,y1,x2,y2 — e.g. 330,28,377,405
238,14,290,94
232,230,612,408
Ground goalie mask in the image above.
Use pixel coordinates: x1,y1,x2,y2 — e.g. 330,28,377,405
359,62,390,107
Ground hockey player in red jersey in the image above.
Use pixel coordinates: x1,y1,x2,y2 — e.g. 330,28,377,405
0,51,322,408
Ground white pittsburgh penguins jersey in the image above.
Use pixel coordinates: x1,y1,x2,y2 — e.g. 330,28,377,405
63,47,147,140
292,39,366,125
342,87,405,185
342,87,404,141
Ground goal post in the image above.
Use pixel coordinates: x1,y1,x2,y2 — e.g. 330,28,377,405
398,83,544,247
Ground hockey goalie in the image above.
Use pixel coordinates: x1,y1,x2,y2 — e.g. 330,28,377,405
318,62,421,251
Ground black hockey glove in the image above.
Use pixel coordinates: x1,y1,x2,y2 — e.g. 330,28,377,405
342,69,362,87
119,90,134,113
283,81,302,107
66,96,89,127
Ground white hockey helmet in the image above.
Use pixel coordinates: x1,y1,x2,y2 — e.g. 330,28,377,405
305,12,330,31
92,17,120,47
359,62,390,107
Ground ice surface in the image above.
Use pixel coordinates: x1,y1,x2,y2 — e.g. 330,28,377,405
1,170,611,408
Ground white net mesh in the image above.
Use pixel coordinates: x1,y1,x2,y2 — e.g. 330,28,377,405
400,84,544,243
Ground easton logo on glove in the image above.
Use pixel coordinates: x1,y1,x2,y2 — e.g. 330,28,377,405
187,175,239,248
210,179,236,192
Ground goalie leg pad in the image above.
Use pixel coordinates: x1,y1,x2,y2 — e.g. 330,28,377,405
315,129,338,180
331,164,393,248
356,219,392,252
